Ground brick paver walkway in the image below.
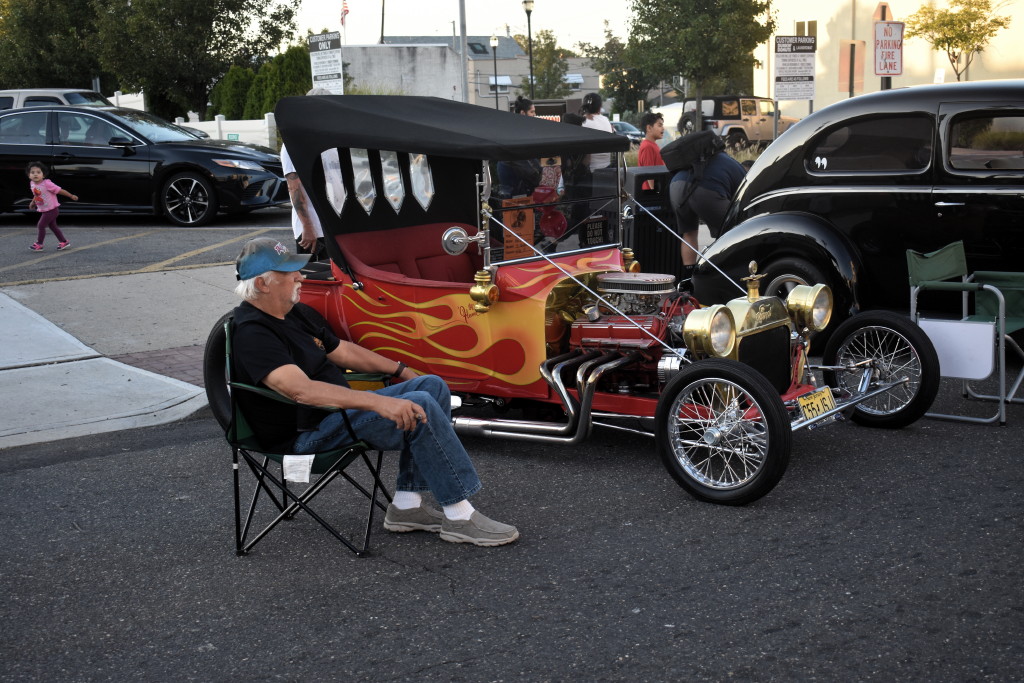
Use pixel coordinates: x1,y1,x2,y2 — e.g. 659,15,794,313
110,345,206,388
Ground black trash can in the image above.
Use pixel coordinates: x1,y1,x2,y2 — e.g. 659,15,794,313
623,165,683,278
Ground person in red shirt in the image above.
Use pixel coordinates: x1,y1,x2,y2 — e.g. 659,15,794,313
636,112,664,190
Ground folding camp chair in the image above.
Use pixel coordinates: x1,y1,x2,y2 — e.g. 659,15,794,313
907,241,1024,425
221,317,392,557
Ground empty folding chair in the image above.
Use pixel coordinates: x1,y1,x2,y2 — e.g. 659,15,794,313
907,241,1024,425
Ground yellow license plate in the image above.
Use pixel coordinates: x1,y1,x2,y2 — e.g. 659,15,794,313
798,386,837,421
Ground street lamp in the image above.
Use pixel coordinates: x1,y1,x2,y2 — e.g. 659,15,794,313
523,0,534,99
490,34,500,110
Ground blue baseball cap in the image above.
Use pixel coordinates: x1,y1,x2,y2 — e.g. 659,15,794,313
235,238,311,280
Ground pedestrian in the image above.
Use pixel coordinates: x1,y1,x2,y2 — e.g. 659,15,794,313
513,95,536,116
279,87,332,261
636,111,665,190
669,143,745,281
230,237,520,547
26,161,76,251
580,93,614,171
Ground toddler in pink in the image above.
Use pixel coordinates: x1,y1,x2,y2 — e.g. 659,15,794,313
27,161,77,251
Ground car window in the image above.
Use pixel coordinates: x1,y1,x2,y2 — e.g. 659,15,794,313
56,112,126,146
23,97,62,107
720,100,740,117
741,100,757,116
0,111,48,144
0,96,13,110
64,92,112,106
759,100,776,117
104,109,195,143
948,113,1024,170
807,114,933,173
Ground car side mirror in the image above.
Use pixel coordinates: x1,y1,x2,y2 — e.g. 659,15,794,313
109,136,136,155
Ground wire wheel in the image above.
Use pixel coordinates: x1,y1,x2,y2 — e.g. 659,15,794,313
822,311,939,428
656,359,791,505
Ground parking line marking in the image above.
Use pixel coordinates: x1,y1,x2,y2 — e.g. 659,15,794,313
0,261,239,287
0,230,161,275
136,229,272,272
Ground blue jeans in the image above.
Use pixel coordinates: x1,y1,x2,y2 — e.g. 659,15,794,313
292,375,481,506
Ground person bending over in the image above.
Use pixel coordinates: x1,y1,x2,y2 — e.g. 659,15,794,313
230,237,519,547
669,149,745,281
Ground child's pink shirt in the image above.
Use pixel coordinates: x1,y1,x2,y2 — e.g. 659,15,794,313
30,179,62,212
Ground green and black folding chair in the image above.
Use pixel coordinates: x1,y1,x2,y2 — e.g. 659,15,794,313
221,317,392,556
907,241,1024,425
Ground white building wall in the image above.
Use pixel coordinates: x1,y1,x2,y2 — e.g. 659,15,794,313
753,0,1024,118
343,45,465,100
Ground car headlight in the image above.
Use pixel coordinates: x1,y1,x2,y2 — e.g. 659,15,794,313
213,159,265,171
786,284,833,332
683,304,736,358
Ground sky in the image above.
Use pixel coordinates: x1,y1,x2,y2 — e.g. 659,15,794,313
295,0,632,49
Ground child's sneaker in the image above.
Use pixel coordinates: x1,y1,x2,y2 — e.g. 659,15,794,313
30,243,43,251
57,241,71,251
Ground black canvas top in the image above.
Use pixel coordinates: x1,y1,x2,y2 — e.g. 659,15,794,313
275,95,629,161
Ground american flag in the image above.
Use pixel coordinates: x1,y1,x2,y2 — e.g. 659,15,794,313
341,0,349,27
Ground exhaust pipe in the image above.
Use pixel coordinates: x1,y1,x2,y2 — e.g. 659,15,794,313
453,350,641,444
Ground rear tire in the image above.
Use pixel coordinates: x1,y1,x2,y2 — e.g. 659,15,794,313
725,130,748,151
822,311,939,429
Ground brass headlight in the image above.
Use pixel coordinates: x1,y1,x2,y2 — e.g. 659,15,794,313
683,304,736,358
470,270,500,313
786,284,833,332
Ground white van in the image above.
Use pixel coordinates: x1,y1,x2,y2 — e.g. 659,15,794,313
0,89,112,110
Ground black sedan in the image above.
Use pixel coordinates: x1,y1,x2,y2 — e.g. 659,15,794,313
611,120,644,145
0,106,288,226
691,80,1024,328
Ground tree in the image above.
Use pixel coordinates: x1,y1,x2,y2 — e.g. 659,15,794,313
207,65,254,120
241,43,311,119
905,0,1011,81
513,29,572,100
0,0,116,91
578,25,659,115
629,0,775,130
90,0,299,120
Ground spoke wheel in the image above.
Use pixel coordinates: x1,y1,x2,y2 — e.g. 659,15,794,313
203,312,233,431
656,358,791,505
162,171,218,226
822,311,939,428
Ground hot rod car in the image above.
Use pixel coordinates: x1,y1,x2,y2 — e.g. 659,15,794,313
204,96,939,505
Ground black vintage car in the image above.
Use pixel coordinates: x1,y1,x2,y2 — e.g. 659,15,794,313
0,105,288,226
690,80,1024,329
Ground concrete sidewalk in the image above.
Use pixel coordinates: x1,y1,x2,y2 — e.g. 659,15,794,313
0,265,239,449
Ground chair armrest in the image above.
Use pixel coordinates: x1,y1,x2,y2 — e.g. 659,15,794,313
230,381,342,412
974,272,1024,290
914,280,984,292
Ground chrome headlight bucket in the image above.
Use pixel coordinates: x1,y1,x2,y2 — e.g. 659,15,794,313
786,284,833,332
683,304,736,358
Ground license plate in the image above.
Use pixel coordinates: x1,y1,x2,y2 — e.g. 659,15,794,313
798,386,836,421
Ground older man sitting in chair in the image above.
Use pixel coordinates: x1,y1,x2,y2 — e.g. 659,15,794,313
230,237,519,547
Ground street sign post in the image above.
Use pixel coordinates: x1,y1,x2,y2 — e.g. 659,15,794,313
308,32,345,95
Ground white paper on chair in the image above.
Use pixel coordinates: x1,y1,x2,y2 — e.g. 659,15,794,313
918,318,995,380
283,454,315,483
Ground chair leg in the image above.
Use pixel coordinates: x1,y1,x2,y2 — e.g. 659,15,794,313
232,447,245,556
237,449,371,556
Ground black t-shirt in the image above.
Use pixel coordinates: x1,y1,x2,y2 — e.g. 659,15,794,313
232,301,349,451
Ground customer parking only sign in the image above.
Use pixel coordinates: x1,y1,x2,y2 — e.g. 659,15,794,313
774,36,816,101
308,31,345,94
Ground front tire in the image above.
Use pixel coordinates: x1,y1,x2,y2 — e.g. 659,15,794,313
822,311,939,428
162,171,218,226
656,358,792,505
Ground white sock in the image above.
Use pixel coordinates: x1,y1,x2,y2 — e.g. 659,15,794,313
391,491,422,510
443,499,475,521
